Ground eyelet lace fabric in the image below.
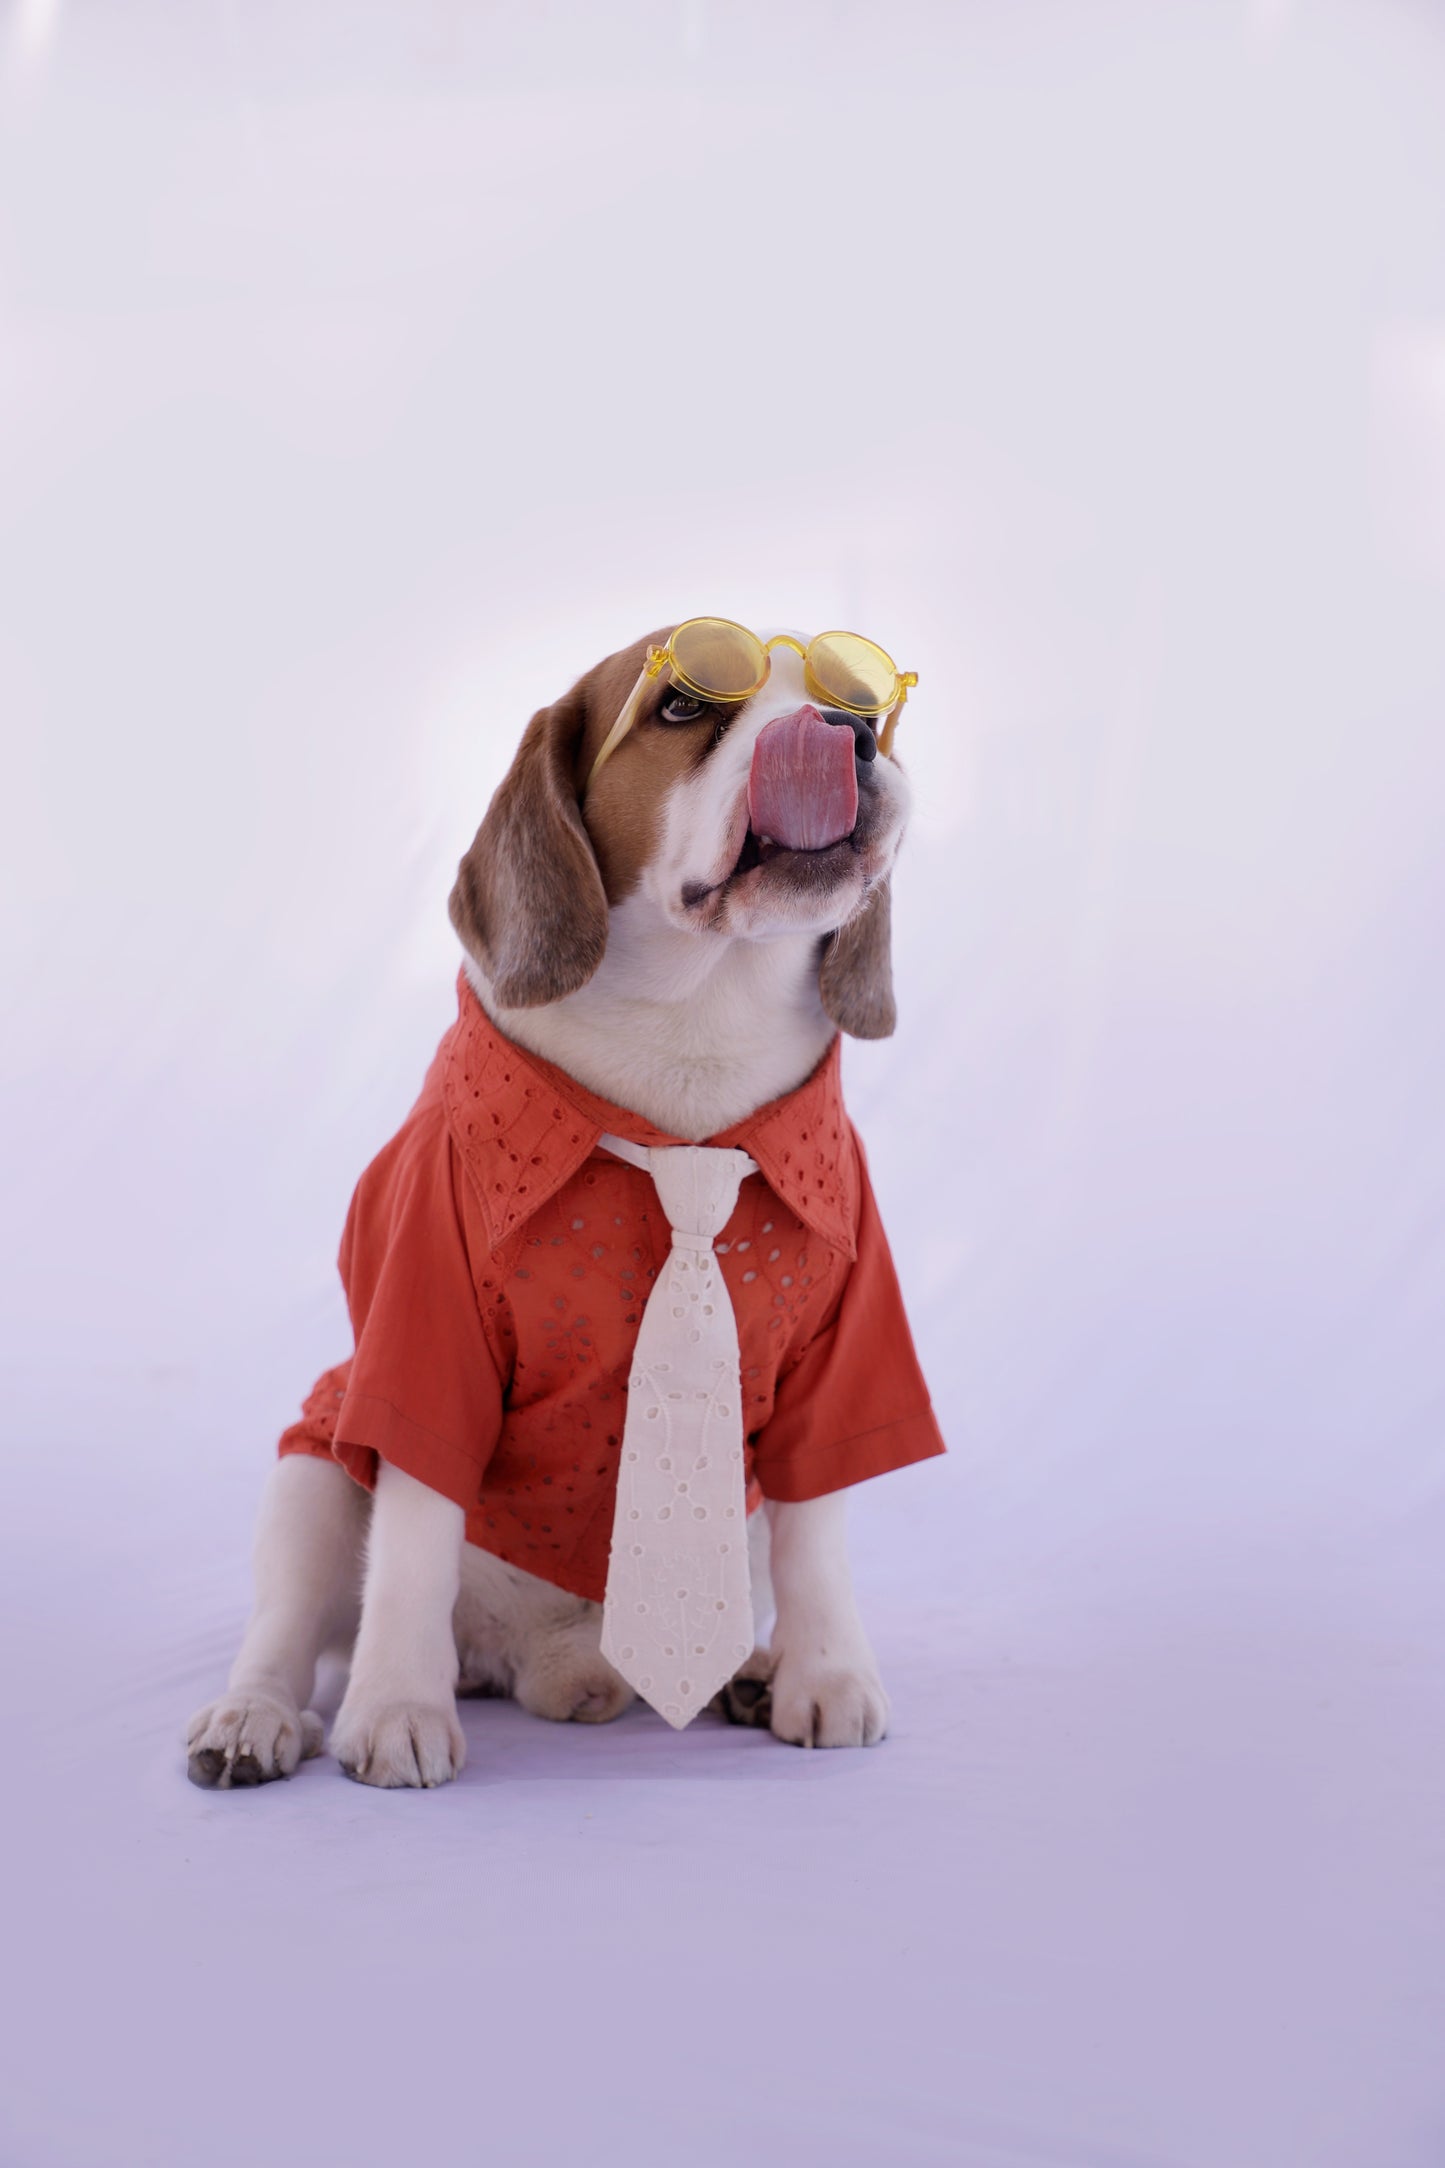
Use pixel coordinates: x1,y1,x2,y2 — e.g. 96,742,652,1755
593,1135,759,1728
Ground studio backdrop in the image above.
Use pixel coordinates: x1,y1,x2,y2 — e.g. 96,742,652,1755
2,6,1443,2167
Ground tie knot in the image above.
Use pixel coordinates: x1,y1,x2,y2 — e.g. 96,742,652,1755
645,1144,756,1246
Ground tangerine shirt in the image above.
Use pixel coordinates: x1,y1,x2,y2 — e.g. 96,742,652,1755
279,973,945,1603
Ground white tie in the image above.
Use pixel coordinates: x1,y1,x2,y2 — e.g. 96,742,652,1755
596,1133,759,1729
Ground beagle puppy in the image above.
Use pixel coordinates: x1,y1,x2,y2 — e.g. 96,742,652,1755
186,624,941,1789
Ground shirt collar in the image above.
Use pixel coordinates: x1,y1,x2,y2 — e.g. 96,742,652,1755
441,972,858,1262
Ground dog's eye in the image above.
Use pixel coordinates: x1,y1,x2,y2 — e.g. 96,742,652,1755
660,690,705,724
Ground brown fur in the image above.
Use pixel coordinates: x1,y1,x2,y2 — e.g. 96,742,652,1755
579,628,707,905
819,879,897,1040
446,673,613,1009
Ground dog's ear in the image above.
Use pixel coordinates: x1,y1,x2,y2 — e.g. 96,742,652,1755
819,879,897,1040
449,681,609,1009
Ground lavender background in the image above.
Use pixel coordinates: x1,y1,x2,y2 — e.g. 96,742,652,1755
3,4,1444,2164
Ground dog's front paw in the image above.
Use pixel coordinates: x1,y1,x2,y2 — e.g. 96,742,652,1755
768,1655,889,1749
186,1691,323,1788
330,1698,466,1789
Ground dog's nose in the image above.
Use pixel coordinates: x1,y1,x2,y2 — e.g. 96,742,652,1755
817,704,878,764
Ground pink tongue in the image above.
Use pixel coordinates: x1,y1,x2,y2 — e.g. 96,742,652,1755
747,707,859,852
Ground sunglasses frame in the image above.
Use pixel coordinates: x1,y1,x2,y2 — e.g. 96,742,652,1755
586,617,918,791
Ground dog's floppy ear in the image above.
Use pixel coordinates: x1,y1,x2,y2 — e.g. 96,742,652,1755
449,681,609,1009
819,878,897,1040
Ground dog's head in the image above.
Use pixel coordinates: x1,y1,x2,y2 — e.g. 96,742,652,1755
448,626,912,1039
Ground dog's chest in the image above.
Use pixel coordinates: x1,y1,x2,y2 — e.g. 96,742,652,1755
480,1164,844,1422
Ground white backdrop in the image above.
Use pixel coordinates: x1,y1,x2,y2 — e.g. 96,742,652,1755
3,5,1444,2165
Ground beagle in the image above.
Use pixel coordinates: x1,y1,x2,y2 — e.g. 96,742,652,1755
186,624,941,1789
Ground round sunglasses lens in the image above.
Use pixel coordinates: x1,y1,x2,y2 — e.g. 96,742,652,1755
809,632,897,713
671,618,766,700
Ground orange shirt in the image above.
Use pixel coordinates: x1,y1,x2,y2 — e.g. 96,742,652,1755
279,973,945,1603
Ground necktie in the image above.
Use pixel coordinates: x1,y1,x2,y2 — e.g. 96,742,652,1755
596,1133,760,1728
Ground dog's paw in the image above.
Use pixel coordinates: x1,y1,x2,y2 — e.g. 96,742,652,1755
768,1656,889,1749
186,1692,323,1789
514,1629,634,1726
713,1645,776,1729
329,1698,466,1788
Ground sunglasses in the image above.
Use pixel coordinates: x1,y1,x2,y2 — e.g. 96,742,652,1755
586,617,918,791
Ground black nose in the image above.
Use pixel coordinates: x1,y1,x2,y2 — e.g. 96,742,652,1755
820,706,878,763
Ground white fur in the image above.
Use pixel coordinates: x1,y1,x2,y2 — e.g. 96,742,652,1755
189,640,899,1787
469,910,831,1142
765,1492,889,1748
329,1462,467,1787
186,1453,364,1786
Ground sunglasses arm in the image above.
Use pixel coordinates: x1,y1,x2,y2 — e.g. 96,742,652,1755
878,673,917,760
584,663,656,794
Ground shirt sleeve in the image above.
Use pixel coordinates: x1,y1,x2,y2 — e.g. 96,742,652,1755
277,1360,353,1466
321,1110,505,1511
751,1130,946,1501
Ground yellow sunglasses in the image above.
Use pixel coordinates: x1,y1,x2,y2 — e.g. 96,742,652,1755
586,617,918,790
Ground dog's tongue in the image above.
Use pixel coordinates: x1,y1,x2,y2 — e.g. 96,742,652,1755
747,707,858,853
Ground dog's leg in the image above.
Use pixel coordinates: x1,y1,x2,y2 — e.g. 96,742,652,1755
510,1599,634,1727
187,1454,365,1788
763,1492,889,1748
454,1548,634,1724
329,1460,467,1788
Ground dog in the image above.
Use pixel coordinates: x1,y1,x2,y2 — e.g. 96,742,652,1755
187,623,944,1789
